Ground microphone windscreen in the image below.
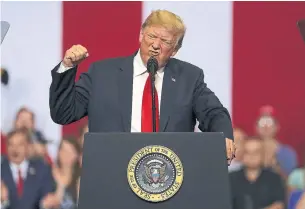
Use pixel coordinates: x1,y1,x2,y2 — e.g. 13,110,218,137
1,68,9,85
147,57,158,74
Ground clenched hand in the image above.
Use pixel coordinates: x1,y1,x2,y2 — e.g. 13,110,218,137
63,44,89,68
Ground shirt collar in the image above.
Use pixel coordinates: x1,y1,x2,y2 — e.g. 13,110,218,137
9,160,29,176
133,50,165,78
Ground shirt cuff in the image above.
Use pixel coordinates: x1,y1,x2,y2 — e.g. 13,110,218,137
57,62,74,73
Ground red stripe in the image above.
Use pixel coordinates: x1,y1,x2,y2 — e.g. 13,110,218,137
232,2,305,165
62,2,142,137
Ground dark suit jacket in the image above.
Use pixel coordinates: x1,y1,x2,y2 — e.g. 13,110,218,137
1,157,55,209
49,53,233,139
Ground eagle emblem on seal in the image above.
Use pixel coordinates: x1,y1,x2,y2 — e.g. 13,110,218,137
127,145,184,202
142,159,169,188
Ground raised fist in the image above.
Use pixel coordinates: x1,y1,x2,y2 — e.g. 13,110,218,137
63,44,89,68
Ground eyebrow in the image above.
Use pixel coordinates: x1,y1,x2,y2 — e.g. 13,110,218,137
161,38,172,43
148,31,172,40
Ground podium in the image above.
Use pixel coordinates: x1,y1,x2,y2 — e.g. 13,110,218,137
78,132,232,209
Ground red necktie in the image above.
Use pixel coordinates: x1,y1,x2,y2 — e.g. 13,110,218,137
45,154,53,166
17,168,24,197
141,75,159,132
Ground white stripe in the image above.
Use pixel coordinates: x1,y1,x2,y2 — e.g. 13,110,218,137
142,2,233,114
1,1,62,159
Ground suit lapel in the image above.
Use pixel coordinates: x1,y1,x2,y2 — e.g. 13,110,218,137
118,54,180,132
118,54,135,132
1,159,18,202
160,59,180,131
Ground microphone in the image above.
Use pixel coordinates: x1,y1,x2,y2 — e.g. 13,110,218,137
147,57,159,132
1,68,9,85
147,56,158,76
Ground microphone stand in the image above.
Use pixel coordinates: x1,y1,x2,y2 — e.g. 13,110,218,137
150,72,157,132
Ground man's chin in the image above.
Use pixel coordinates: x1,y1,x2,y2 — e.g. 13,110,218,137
9,158,25,164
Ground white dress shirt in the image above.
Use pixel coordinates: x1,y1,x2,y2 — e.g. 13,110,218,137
9,160,29,184
0,161,29,209
1,160,51,209
57,50,164,132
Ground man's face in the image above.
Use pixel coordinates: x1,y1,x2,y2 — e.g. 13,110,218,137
256,115,278,138
242,140,263,169
139,25,179,68
15,111,34,130
7,133,29,164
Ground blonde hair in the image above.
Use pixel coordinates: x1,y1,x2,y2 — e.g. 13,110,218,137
142,9,186,49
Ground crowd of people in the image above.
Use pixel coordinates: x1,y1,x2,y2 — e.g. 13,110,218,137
0,105,304,209
1,107,88,209
229,105,304,209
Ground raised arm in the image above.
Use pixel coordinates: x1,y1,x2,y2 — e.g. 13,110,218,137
49,45,92,125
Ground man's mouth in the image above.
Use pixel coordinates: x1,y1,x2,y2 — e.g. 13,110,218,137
149,51,159,56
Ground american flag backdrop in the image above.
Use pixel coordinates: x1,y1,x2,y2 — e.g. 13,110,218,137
1,1,305,164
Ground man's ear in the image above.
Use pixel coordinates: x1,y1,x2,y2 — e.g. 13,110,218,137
139,30,144,43
171,49,178,57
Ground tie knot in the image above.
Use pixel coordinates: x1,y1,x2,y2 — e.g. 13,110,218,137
18,168,22,177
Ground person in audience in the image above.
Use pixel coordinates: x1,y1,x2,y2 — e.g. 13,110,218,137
1,128,59,209
13,107,53,165
14,107,40,134
228,127,246,172
256,105,298,178
229,136,286,209
52,137,81,208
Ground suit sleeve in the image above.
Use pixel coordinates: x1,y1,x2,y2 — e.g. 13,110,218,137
193,70,234,140
40,164,56,198
49,62,94,125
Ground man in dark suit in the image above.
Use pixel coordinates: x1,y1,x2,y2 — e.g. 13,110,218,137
1,128,59,209
49,9,235,162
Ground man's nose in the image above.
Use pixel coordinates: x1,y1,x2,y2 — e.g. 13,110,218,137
152,39,161,49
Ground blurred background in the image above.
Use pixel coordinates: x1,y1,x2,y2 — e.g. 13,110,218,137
1,1,305,209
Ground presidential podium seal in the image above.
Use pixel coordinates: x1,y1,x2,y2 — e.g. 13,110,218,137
127,145,183,202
